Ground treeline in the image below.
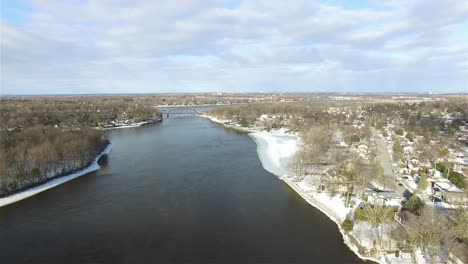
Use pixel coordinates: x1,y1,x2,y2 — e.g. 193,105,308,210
207,102,360,128
0,126,108,195
366,98,468,135
0,96,160,130
208,97,468,141
152,93,331,106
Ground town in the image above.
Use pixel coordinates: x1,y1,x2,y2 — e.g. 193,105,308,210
205,95,468,264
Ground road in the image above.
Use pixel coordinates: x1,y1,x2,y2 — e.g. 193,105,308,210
371,128,439,206
371,128,396,184
371,128,413,199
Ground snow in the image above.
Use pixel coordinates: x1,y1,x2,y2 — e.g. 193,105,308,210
309,192,351,221
384,254,415,264
436,181,451,190
385,199,402,207
406,179,418,190
352,222,378,249
297,176,319,191
205,114,382,263
248,129,378,262
414,249,428,264
435,180,463,192
249,131,298,177
435,201,468,209
102,121,150,129
0,144,112,208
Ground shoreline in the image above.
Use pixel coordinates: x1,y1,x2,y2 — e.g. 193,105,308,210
281,176,379,263
98,117,162,130
0,144,113,208
1,116,159,207
203,114,380,264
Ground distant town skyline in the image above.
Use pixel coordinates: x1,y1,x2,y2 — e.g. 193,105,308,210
1,0,467,95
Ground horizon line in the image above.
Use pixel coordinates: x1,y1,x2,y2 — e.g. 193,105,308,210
1,91,467,97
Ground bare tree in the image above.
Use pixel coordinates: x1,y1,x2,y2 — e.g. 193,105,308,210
449,205,468,243
361,205,394,257
406,206,450,261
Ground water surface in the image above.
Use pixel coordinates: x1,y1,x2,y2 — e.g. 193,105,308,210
0,116,365,263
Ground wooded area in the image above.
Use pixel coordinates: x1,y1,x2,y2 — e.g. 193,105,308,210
0,96,161,195
0,96,159,129
0,127,108,195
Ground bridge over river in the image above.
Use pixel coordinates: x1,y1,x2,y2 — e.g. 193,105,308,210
158,107,200,118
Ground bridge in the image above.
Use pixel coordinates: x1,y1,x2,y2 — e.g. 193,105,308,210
158,107,199,118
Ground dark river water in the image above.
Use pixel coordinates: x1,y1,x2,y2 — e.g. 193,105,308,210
0,115,366,264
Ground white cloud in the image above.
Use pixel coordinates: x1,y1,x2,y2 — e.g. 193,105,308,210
1,0,467,94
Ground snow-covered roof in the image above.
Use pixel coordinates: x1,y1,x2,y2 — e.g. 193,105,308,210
456,157,468,166
435,180,463,192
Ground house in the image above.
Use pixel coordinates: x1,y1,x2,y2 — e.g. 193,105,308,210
403,145,414,155
367,189,402,206
447,248,468,264
440,191,468,204
423,178,436,192
458,122,468,133
432,179,468,204
357,144,368,154
394,208,410,226
453,157,468,173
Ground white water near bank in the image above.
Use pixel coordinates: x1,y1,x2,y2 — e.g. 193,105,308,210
0,144,113,208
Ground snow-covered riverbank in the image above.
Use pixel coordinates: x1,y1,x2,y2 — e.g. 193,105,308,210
0,144,113,208
249,131,298,177
98,117,162,130
250,131,380,263
203,114,381,263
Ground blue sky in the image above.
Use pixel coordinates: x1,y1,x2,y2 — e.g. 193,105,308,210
1,0,467,95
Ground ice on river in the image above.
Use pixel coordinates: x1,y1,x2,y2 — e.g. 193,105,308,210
249,131,298,178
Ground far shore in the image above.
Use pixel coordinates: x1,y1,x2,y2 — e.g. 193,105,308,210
0,144,113,208
0,116,162,207
97,117,162,130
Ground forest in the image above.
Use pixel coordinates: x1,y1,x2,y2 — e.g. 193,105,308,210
0,127,108,195
0,96,159,129
0,96,161,195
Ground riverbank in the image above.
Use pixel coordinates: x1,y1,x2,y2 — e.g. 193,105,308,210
0,144,113,208
250,132,380,264
98,117,162,130
203,114,381,264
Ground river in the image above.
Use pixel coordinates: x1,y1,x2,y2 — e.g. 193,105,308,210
0,114,365,263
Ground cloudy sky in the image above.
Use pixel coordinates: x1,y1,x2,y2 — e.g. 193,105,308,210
1,0,467,95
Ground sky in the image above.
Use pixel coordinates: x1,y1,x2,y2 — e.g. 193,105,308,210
0,0,467,95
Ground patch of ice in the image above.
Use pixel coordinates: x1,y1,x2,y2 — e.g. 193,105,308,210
249,132,298,177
